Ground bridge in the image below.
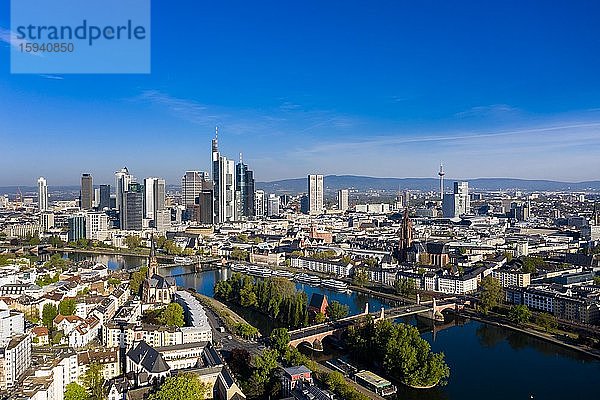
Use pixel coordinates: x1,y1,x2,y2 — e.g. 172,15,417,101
288,297,467,349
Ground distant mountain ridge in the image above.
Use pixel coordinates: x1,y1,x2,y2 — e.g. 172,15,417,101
2,176,599,195
256,175,600,193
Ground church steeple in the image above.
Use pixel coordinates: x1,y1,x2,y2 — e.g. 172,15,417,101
148,234,158,277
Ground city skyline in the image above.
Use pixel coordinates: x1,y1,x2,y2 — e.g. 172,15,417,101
2,1,600,184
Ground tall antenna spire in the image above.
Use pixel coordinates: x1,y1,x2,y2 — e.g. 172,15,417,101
239,152,243,164
215,126,218,140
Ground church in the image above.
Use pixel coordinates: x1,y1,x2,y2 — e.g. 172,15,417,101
142,235,176,305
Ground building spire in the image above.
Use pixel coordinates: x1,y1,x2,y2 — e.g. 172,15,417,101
148,233,158,277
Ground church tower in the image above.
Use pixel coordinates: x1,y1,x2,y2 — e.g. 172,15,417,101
148,234,159,277
398,209,413,262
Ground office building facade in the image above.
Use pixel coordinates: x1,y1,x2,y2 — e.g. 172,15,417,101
80,174,93,210
37,177,48,212
307,174,324,215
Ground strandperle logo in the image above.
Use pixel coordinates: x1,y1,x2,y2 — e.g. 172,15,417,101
10,0,151,74
15,19,147,46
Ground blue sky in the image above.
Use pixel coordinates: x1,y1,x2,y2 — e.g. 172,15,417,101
1,0,600,186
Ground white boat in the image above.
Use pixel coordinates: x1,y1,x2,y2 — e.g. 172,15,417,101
246,265,272,278
174,256,194,264
294,273,322,285
230,264,247,272
321,279,348,291
273,270,294,280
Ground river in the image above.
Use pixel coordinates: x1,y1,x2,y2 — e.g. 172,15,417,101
75,254,600,399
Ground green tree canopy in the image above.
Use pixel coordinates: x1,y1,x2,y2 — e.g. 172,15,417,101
64,382,89,400
148,373,211,400
158,303,185,327
81,362,105,400
479,276,503,313
314,312,326,324
326,301,349,321
129,266,148,296
124,235,142,249
536,312,558,332
42,303,58,330
508,305,531,325
353,268,368,287
269,328,290,356
58,298,77,316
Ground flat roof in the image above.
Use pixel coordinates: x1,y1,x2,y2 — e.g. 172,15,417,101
355,370,392,388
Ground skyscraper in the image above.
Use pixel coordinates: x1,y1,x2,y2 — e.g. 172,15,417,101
37,177,48,212
115,167,133,228
442,181,470,218
68,214,86,241
212,129,236,223
181,170,209,206
123,182,144,230
438,163,445,201
307,174,324,215
236,156,255,219
254,190,265,217
267,194,280,217
80,173,93,210
99,184,111,210
144,177,166,227
337,189,349,212
115,167,132,213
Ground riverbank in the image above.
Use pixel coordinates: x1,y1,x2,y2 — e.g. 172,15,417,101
462,309,600,360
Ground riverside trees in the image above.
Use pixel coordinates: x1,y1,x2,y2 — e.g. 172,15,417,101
347,318,450,388
214,273,308,329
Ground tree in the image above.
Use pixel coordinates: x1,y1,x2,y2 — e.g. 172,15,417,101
593,276,600,286
129,266,148,296
251,349,279,387
81,362,105,400
49,235,65,248
42,303,58,330
228,348,252,377
158,303,185,327
508,305,531,325
479,276,503,313
235,323,259,339
148,373,210,400
536,312,558,332
520,256,545,274
231,247,249,261
314,312,326,324
269,328,290,356
58,298,77,316
107,277,121,287
124,235,142,250
353,268,368,287
64,382,89,400
326,301,349,321
394,277,416,297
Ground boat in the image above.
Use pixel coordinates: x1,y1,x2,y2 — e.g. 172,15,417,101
273,270,294,280
174,256,194,265
230,264,247,272
246,265,272,278
294,273,322,285
321,279,348,291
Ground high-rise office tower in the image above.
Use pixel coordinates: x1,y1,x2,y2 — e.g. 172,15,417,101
80,173,93,210
123,182,144,230
93,188,100,208
254,190,265,217
181,170,209,206
144,177,166,227
116,167,133,228
442,181,470,218
99,184,111,210
212,129,236,223
267,194,280,217
68,214,86,241
307,174,324,215
236,156,255,219
438,163,445,201
337,189,349,212
37,177,48,212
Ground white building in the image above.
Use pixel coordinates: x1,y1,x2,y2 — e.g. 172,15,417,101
85,212,110,241
337,189,349,212
40,211,55,232
308,174,324,215
212,133,237,223
0,334,31,390
254,190,266,217
115,167,133,216
267,194,280,217
38,177,48,212
181,171,208,207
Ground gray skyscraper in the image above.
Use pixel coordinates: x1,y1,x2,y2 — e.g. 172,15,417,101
144,177,166,226
442,181,470,218
115,167,132,212
68,214,86,241
123,182,144,230
80,173,93,210
236,156,255,219
99,184,111,210
212,129,236,223
181,171,208,206
37,177,48,212
307,174,324,215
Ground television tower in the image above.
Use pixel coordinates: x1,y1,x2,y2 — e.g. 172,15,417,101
438,163,445,201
